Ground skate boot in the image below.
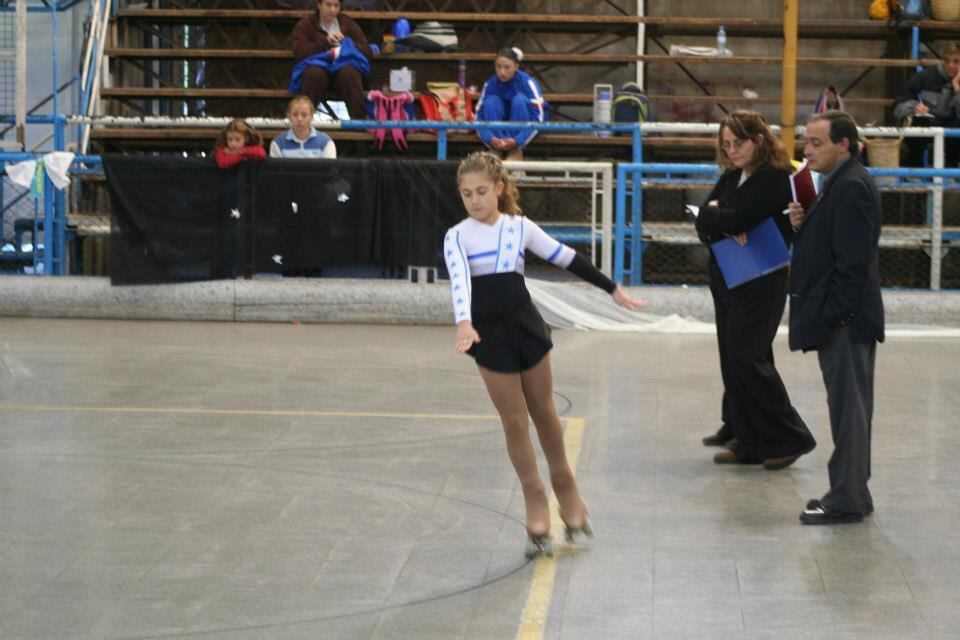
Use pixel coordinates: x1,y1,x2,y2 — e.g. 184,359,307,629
554,476,592,543
562,517,594,544
522,484,552,559
524,534,555,559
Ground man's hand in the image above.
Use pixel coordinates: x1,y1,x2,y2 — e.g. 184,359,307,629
787,202,806,230
915,102,931,117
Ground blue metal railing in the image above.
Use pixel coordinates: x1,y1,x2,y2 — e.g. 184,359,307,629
615,161,960,287
1,147,101,275
2,119,958,280
0,0,85,13
299,120,643,163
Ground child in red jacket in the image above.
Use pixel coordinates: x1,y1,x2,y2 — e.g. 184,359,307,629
214,118,266,169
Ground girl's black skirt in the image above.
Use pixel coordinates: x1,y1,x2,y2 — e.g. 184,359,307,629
466,272,552,373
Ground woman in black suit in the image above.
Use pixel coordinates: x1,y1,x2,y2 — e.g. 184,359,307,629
695,110,815,469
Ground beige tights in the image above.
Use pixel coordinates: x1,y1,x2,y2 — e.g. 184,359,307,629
478,354,587,537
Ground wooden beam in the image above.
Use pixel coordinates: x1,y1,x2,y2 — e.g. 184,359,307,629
98,87,894,108
384,54,941,67
91,128,712,148
782,0,799,156
115,10,960,34
103,48,942,68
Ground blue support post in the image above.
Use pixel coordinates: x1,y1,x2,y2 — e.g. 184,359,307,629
614,164,628,283
51,0,59,127
437,129,448,161
912,26,921,73
631,129,644,284
42,174,54,275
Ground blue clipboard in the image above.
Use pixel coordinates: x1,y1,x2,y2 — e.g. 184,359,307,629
710,217,790,288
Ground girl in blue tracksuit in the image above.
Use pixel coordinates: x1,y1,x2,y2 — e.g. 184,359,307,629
475,47,548,161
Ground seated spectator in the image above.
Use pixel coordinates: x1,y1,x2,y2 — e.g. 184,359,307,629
894,44,960,167
475,47,548,161
270,95,337,158
214,118,266,169
290,0,374,120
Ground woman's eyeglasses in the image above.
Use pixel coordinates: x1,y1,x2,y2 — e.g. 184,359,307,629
720,139,750,151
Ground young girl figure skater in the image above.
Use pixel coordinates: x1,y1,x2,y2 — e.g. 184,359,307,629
443,152,648,557
214,118,266,169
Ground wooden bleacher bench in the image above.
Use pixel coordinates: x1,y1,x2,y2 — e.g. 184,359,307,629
98,87,593,105
104,46,942,69
68,213,111,237
98,86,895,109
117,10,642,28
102,9,919,159
88,128,744,157
89,127,637,146
115,9,960,35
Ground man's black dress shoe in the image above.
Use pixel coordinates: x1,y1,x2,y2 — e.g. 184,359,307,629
800,500,866,524
805,499,873,516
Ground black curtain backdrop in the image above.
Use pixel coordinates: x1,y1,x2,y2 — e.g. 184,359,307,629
105,156,463,285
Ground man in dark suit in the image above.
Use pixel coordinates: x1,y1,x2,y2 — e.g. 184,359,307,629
787,110,884,525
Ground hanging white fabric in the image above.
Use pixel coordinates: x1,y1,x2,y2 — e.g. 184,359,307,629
42,152,75,189
4,152,75,191
5,159,37,189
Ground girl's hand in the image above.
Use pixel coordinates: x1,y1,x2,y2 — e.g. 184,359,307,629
327,32,345,46
612,285,649,311
455,320,480,353
727,232,748,246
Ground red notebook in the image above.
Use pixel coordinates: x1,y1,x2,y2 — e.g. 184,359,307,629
790,161,818,210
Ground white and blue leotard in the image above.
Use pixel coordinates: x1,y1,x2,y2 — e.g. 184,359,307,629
442,214,575,323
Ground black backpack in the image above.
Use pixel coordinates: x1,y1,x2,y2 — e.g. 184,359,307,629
397,21,459,53
612,82,652,124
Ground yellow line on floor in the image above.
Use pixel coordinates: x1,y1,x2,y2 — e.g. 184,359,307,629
0,403,502,421
516,417,586,640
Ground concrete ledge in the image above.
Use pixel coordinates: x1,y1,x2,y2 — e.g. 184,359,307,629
0,276,958,327
0,277,236,321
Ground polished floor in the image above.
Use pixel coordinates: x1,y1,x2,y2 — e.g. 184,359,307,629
0,318,958,640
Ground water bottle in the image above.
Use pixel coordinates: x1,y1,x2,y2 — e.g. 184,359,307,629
458,59,467,89
593,84,613,138
901,0,924,19
716,25,727,57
